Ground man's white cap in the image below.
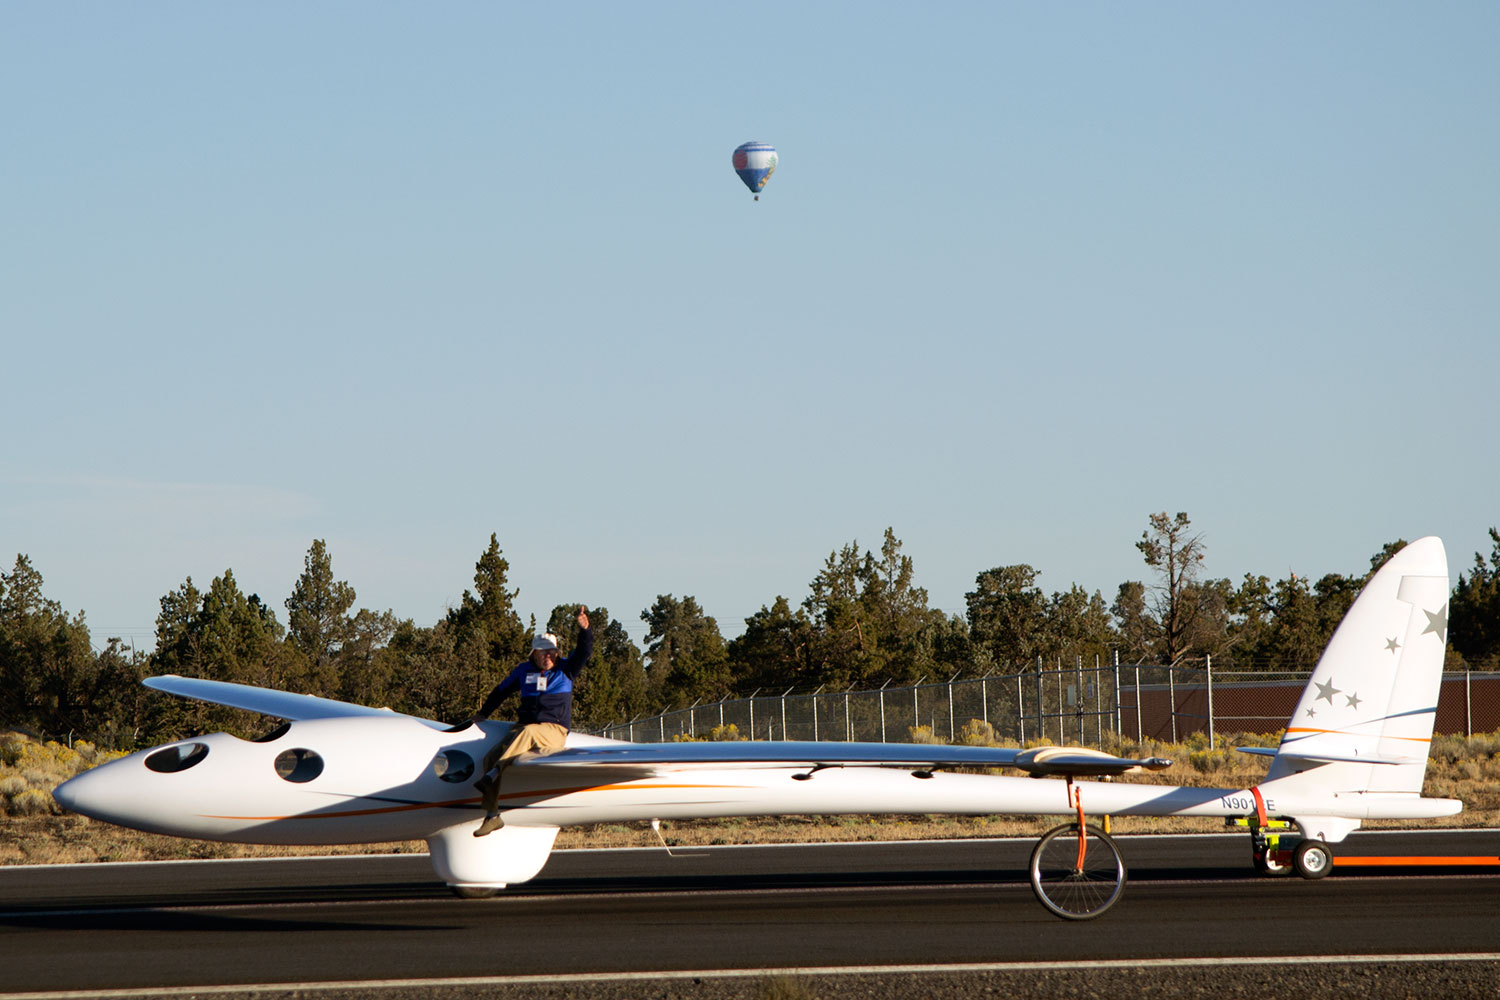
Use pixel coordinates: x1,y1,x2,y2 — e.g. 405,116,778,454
531,633,560,652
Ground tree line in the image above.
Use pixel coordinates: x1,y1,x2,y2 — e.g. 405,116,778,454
3,515,1499,748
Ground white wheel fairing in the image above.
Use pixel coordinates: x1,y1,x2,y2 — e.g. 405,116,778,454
427,822,560,890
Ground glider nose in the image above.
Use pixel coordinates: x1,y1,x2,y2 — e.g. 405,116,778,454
52,768,97,815
53,761,139,827
50,773,82,813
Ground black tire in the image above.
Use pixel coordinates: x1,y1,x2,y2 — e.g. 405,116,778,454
1293,839,1333,880
1028,823,1127,920
450,884,502,899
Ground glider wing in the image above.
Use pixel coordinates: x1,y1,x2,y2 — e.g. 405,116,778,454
142,674,449,729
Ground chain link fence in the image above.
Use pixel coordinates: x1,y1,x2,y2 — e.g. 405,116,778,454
597,658,1500,748
597,656,1119,748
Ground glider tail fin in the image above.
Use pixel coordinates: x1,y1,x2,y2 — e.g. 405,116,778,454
1262,536,1450,798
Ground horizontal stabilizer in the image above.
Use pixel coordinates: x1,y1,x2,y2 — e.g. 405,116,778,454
142,675,448,729
516,740,1170,777
1238,746,1418,766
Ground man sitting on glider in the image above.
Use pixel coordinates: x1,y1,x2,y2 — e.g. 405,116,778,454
470,605,592,836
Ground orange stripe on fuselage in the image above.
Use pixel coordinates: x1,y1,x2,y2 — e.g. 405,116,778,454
199,781,755,822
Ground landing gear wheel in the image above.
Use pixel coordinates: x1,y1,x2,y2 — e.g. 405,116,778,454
449,885,502,899
1252,835,1296,876
1253,846,1293,875
1293,839,1333,880
1028,823,1126,920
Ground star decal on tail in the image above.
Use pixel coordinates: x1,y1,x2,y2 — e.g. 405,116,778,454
1422,605,1448,643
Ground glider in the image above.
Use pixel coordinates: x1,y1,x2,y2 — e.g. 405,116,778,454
54,537,1460,918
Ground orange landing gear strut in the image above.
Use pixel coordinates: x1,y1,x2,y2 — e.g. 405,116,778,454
1027,779,1128,920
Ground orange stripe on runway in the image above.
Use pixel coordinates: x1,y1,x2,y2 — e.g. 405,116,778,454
1333,856,1500,867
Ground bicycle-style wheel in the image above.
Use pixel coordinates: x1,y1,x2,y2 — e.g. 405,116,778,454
1028,823,1127,920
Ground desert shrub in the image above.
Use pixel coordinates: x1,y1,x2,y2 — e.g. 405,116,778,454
1187,749,1236,773
1221,730,1280,748
1,737,25,767
1430,734,1466,764
8,788,56,816
958,719,999,746
1460,732,1500,758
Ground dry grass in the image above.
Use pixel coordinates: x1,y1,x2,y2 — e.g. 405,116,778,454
4,728,1497,865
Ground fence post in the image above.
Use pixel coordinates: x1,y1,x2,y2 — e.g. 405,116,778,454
1056,656,1064,742
782,687,793,741
1036,657,1045,743
1093,653,1101,748
1467,665,1473,737
1075,655,1084,745
1017,670,1026,744
749,688,759,741
880,680,888,742
913,676,925,734
1135,665,1143,742
1206,654,1215,749
1168,663,1178,743
948,673,958,741
1113,650,1122,744
812,684,824,741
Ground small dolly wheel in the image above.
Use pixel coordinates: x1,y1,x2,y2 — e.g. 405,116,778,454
1293,839,1333,879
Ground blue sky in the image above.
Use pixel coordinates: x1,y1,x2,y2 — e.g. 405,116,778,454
4,3,1497,651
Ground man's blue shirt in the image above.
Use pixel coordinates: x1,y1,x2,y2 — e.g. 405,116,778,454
478,627,593,730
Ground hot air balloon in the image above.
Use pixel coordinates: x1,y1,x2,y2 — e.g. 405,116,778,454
732,141,777,201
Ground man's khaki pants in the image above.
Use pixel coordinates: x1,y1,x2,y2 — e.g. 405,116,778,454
478,722,568,814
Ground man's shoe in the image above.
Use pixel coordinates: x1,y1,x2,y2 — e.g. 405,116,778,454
473,813,504,837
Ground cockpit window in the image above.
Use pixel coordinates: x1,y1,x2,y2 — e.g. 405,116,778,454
432,749,475,783
145,742,210,773
273,748,324,783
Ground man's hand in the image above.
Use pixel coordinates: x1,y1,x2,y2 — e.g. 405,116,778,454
577,605,590,631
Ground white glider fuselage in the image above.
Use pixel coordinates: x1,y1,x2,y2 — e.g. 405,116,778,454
52,714,1454,848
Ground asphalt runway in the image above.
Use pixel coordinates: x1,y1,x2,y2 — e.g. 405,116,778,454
1,830,1497,997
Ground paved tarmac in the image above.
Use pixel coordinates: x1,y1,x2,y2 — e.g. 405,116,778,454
1,830,1496,999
